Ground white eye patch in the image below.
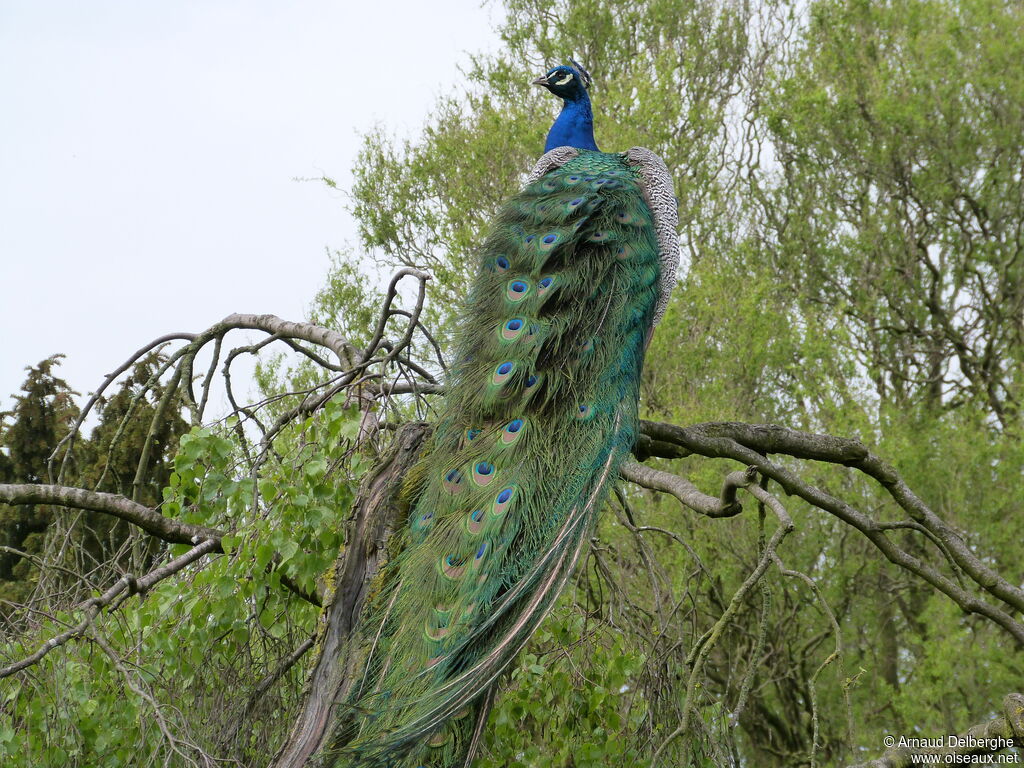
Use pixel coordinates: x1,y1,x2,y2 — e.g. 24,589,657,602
554,73,574,86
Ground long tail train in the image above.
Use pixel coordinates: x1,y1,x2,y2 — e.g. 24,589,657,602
326,146,671,767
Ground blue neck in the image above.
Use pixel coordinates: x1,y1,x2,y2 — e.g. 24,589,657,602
544,93,599,152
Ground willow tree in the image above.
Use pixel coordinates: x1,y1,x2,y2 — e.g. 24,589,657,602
1,0,1022,766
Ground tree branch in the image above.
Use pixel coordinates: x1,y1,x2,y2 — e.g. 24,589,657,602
0,539,219,679
638,420,1024,645
619,459,739,516
0,483,220,545
0,483,321,606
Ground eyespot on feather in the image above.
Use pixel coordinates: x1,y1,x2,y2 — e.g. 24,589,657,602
506,279,530,303
440,553,466,580
491,361,516,386
491,485,517,517
428,729,451,747
466,508,485,534
575,404,595,421
500,418,525,446
471,461,497,487
538,232,561,253
442,468,465,494
471,541,488,568
499,317,527,342
424,620,450,641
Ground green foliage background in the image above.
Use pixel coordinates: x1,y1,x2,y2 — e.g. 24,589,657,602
2,0,1022,766
340,0,1024,763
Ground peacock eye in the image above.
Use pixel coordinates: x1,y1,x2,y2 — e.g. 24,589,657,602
554,71,574,86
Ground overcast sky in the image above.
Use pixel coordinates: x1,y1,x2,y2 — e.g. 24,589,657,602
0,1,499,419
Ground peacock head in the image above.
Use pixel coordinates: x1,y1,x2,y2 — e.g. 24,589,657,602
531,61,593,102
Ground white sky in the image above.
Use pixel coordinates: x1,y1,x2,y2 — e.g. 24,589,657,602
0,1,499,419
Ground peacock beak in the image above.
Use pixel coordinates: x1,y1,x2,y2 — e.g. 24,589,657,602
531,74,552,87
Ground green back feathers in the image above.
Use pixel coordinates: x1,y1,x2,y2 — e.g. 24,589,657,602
328,151,661,767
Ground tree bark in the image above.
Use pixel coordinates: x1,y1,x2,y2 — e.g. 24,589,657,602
271,421,429,768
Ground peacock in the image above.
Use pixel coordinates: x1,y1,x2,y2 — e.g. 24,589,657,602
325,61,679,767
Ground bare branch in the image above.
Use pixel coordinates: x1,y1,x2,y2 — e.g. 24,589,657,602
220,313,359,369
651,473,795,765
643,420,1024,614
774,554,852,765
620,459,738,517
47,332,197,478
218,634,317,754
639,420,1024,645
0,483,220,545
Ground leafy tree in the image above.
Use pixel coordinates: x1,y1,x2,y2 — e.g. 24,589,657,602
1,1,1022,766
337,0,1024,763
